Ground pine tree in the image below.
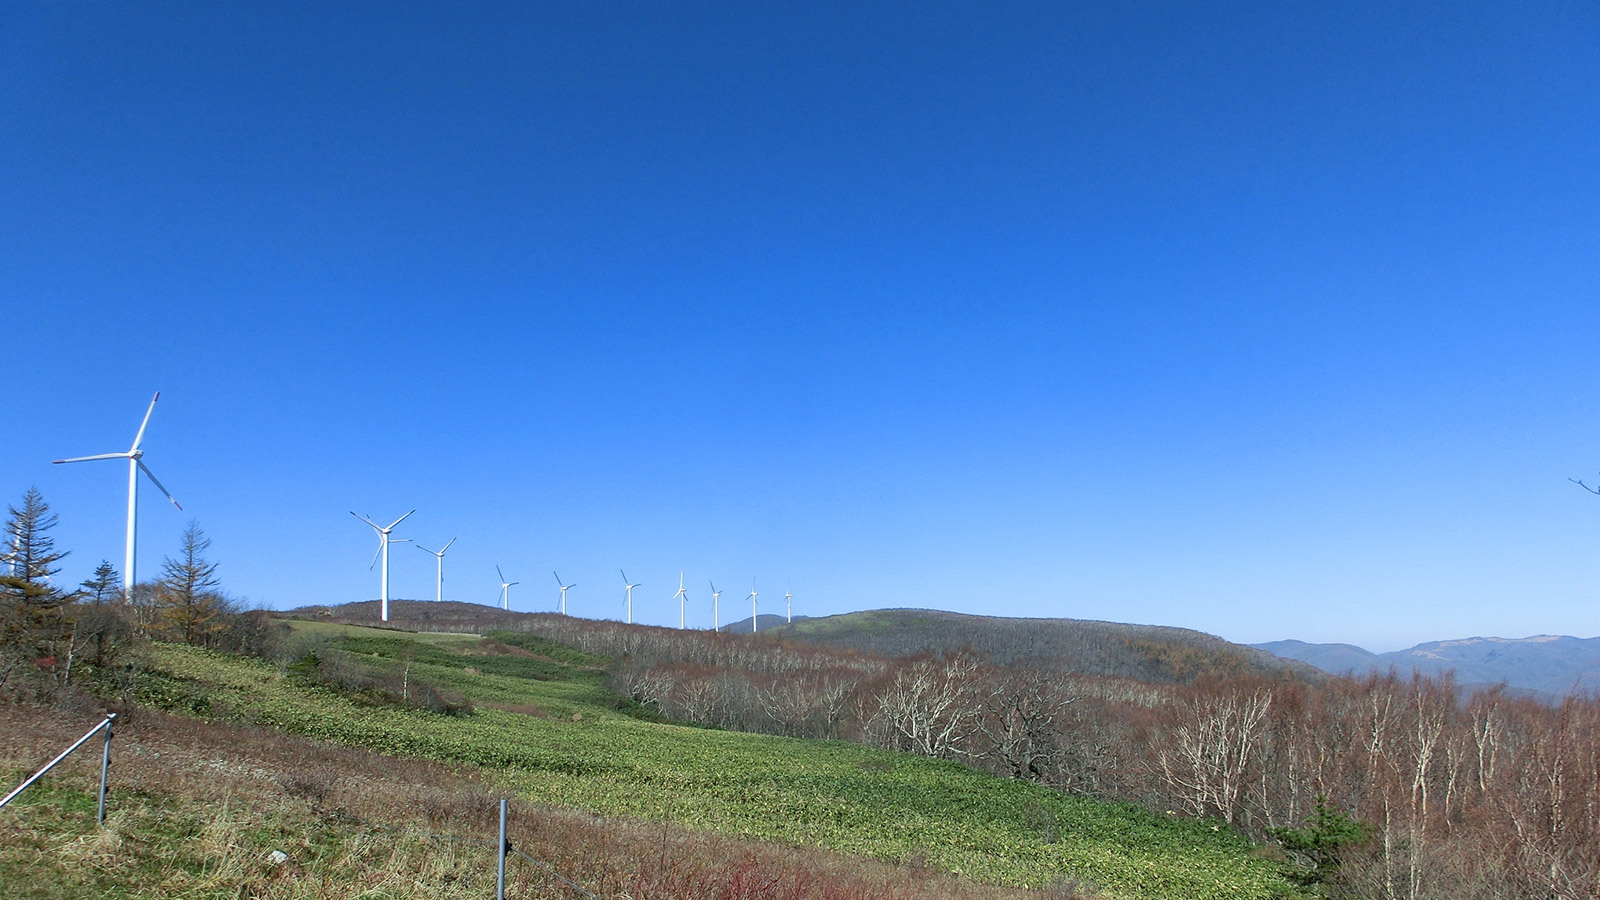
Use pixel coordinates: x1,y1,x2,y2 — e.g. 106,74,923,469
154,520,227,645
0,487,77,687
80,560,121,604
1,487,70,597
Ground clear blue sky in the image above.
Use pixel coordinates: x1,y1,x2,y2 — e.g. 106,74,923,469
4,2,1598,652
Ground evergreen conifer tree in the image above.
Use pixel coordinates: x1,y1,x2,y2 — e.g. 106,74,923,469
0,487,78,686
154,520,227,645
1,487,70,597
80,560,121,604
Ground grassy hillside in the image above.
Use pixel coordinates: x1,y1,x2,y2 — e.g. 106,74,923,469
113,621,1303,899
0,703,1035,900
770,609,1317,683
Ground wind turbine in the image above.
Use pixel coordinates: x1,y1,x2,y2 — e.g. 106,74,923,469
749,581,759,634
621,570,640,623
785,589,793,624
52,392,182,602
710,580,722,632
416,538,456,603
554,571,576,615
671,572,688,629
497,565,518,610
351,510,414,622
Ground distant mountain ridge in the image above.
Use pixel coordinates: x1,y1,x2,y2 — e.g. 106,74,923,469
1253,635,1600,696
768,608,1319,684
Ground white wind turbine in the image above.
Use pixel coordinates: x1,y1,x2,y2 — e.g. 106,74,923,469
710,580,722,632
416,538,456,603
497,565,519,610
352,510,414,622
621,570,641,624
53,392,182,602
749,582,759,634
553,571,576,615
671,572,688,629
785,589,793,624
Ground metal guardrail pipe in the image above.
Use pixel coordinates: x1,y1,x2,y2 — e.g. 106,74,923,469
497,797,508,900
0,713,117,823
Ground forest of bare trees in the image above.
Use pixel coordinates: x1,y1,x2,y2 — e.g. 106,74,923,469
509,614,1600,900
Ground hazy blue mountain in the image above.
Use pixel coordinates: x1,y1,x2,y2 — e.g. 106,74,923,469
1252,640,1381,675
1254,635,1600,696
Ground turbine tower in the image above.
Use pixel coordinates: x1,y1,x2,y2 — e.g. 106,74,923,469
671,572,688,629
416,538,456,603
621,570,641,624
553,571,576,615
710,580,722,632
52,392,182,602
748,582,759,634
497,565,519,610
352,510,414,622
785,589,793,624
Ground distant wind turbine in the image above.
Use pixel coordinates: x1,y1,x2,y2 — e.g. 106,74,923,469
52,392,182,602
417,538,456,603
672,572,688,629
785,589,793,624
749,582,759,634
710,580,722,632
621,570,641,624
554,571,576,615
352,510,414,622
497,565,519,610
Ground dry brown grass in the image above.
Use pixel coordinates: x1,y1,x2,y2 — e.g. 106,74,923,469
0,701,1070,899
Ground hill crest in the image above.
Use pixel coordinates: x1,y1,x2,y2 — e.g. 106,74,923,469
767,607,1316,683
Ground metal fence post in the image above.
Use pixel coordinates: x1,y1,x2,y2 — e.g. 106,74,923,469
96,712,116,824
497,797,508,900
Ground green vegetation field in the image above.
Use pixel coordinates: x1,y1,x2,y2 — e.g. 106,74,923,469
133,623,1301,900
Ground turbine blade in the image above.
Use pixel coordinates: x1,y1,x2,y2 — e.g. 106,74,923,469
441,538,456,553
351,511,382,529
370,541,383,570
553,571,563,585
509,581,520,586
137,461,182,510
620,569,628,583
497,565,506,582
387,509,416,530
130,392,160,451
53,452,130,464
417,545,436,555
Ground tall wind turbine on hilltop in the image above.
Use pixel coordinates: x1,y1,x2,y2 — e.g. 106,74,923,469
416,538,456,603
497,566,518,610
749,582,759,634
621,570,640,624
554,572,575,615
672,572,688,629
351,510,413,622
710,580,722,632
53,392,183,602
785,589,793,624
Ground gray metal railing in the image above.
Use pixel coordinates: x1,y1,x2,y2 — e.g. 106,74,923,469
0,712,117,824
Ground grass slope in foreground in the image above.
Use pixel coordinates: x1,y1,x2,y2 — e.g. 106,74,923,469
134,623,1301,900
